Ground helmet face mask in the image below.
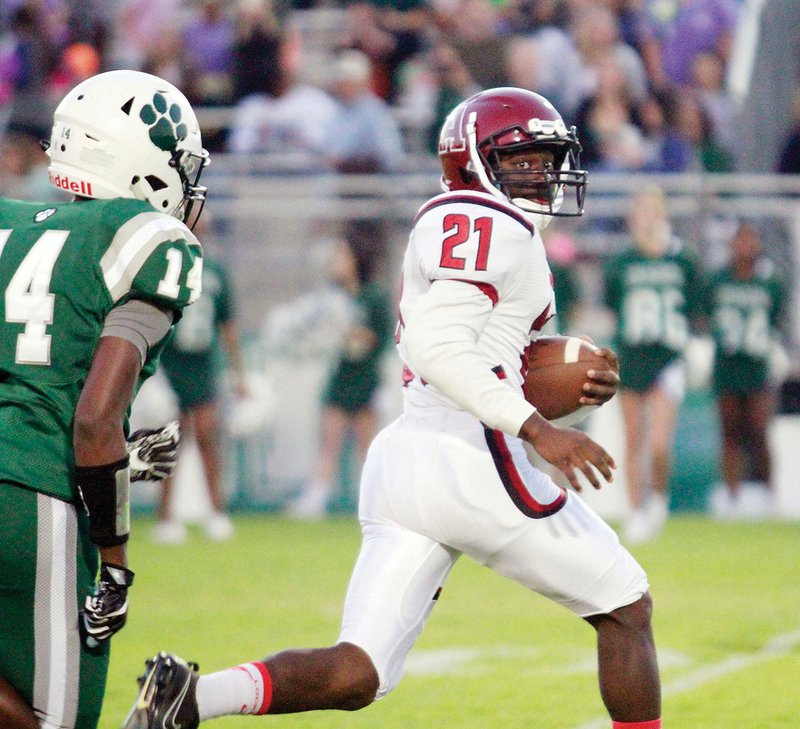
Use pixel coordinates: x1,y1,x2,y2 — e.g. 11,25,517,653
168,147,210,229
46,70,209,227
438,88,587,218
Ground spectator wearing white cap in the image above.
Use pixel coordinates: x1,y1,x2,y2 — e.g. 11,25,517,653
323,49,405,173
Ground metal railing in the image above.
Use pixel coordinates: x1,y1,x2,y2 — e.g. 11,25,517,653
199,160,800,364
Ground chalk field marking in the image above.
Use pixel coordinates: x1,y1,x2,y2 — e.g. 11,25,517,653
570,627,800,729
405,646,541,677
405,646,689,679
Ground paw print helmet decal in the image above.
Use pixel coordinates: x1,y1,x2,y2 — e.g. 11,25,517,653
46,70,209,226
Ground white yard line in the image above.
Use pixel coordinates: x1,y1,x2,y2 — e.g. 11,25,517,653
570,627,800,729
405,646,541,676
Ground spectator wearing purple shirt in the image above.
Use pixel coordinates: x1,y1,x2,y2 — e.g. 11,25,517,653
642,0,739,89
182,0,236,106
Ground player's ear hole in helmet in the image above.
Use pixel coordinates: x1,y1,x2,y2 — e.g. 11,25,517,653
438,87,587,218
45,70,210,229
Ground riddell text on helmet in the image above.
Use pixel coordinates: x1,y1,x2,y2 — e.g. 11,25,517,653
49,172,94,197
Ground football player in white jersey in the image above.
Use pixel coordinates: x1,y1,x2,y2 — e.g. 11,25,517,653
125,88,662,729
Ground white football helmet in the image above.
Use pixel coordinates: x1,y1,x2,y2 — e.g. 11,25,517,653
46,70,209,225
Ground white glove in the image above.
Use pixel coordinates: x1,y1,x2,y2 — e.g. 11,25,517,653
127,421,180,482
82,562,134,649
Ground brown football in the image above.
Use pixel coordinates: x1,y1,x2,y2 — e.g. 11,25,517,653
523,335,613,421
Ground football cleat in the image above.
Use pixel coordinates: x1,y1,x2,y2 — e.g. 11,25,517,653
122,652,200,729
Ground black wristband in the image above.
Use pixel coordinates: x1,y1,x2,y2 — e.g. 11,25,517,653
75,457,131,547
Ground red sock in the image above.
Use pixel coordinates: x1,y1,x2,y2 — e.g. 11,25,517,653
249,662,273,714
612,720,661,729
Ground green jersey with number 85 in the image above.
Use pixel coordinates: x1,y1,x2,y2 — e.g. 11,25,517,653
0,197,202,501
603,240,701,391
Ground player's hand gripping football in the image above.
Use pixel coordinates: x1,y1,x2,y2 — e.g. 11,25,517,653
519,414,616,493
81,562,134,650
127,420,180,482
578,342,620,408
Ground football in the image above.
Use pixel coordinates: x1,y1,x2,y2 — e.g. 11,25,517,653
523,335,614,421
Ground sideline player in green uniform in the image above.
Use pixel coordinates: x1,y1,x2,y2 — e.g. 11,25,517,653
287,225,394,519
603,185,702,544
155,251,247,543
0,69,208,729
702,221,787,518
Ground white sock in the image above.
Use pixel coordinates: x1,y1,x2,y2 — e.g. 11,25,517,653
196,662,271,718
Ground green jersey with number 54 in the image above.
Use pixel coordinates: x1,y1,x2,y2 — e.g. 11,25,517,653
0,197,202,501
703,261,787,393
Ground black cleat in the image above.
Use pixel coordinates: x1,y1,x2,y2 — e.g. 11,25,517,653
121,652,200,729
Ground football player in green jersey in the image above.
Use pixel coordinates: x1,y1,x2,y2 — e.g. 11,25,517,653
703,222,788,518
155,240,247,544
603,185,702,544
287,222,394,519
0,69,208,729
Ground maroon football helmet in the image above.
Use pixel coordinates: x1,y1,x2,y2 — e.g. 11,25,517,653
438,87,587,217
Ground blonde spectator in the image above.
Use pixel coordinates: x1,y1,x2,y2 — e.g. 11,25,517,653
141,27,186,89
501,5,584,117
503,34,542,92
603,186,703,544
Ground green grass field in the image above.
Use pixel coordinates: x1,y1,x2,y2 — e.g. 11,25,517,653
100,514,800,729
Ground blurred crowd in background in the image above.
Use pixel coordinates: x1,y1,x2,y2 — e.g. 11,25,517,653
2,0,799,181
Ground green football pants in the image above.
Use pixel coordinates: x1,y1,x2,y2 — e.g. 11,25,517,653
0,481,108,728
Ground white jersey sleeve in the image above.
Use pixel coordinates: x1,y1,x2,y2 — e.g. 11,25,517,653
402,278,536,433
398,191,555,435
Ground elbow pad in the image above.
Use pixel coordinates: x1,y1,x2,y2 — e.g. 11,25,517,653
75,457,131,547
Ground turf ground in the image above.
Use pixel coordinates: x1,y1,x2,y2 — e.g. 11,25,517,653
101,514,800,729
